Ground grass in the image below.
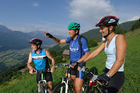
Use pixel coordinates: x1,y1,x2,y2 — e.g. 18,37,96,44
0,29,140,93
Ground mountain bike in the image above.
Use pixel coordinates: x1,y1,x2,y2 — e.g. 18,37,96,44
53,64,73,93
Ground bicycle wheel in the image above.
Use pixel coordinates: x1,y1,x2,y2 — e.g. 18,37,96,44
53,83,72,93
44,86,49,93
39,84,45,93
82,84,89,93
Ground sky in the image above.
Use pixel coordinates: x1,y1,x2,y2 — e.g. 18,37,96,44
0,0,139,36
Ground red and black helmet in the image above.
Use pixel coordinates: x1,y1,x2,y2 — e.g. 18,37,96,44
96,16,119,27
30,38,42,45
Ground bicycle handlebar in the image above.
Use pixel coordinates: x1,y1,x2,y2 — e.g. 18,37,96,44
54,64,70,68
85,68,99,82
85,68,94,75
85,68,104,87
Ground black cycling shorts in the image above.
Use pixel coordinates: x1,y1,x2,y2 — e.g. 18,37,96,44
103,68,125,93
70,65,84,79
36,71,53,84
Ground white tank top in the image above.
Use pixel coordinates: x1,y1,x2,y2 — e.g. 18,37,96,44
104,35,124,72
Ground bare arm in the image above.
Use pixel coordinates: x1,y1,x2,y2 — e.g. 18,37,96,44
78,52,90,62
46,50,55,72
44,32,66,44
27,52,35,74
46,50,55,66
84,42,105,62
108,35,127,77
27,52,33,70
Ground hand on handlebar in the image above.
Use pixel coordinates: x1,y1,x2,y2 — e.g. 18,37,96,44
69,62,77,68
77,61,85,70
97,74,110,85
51,66,55,72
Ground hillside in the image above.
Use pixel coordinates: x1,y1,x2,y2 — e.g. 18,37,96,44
120,20,137,32
0,28,140,93
0,48,29,73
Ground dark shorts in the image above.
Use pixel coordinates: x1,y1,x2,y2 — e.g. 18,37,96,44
36,71,53,84
70,65,84,79
103,68,125,93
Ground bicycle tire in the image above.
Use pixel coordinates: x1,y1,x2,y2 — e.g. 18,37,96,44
44,86,49,93
39,84,45,93
53,83,72,93
81,84,89,93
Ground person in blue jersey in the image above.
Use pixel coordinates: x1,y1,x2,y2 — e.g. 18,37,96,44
83,16,127,93
44,22,90,93
27,38,55,93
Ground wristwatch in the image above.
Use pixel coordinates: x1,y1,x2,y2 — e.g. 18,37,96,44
106,73,111,77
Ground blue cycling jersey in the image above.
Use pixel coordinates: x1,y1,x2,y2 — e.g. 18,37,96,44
31,49,48,70
66,35,90,63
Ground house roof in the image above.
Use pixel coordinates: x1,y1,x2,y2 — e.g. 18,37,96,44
63,49,70,55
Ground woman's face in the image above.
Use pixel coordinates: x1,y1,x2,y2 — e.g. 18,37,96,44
99,26,114,37
99,26,109,37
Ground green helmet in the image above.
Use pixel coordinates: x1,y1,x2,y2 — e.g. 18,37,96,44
68,22,80,30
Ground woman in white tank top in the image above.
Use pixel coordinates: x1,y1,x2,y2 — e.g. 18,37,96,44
84,16,127,93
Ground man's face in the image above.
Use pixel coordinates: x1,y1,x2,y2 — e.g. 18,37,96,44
68,29,76,37
31,44,38,51
68,29,79,37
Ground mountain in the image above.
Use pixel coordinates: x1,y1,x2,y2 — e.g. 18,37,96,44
120,20,137,32
0,25,12,32
0,25,65,52
0,27,30,51
82,28,101,40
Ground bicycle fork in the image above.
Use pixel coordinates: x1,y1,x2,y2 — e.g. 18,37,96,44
60,77,69,93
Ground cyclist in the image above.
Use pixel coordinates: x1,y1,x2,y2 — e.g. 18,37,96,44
83,16,127,93
27,38,55,93
44,22,90,93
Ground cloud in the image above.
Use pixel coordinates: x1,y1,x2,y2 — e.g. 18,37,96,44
128,16,140,21
33,2,39,7
69,0,115,25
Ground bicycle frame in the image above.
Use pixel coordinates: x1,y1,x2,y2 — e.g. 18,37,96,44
39,73,47,85
60,77,69,93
